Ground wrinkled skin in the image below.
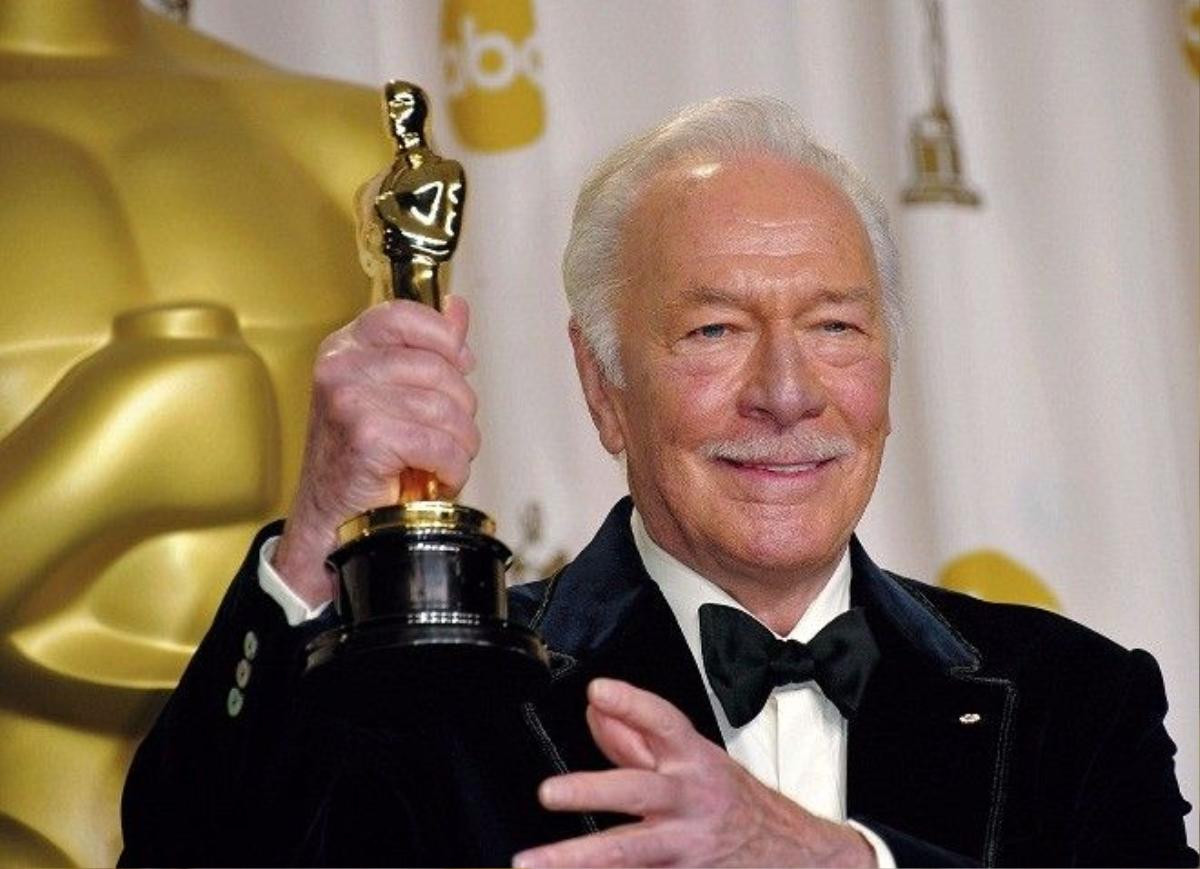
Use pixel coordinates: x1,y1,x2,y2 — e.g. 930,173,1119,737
546,154,888,867
272,296,478,605
274,152,889,865
513,679,874,868
572,154,891,634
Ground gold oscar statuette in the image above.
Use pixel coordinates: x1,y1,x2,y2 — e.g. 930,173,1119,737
304,82,549,706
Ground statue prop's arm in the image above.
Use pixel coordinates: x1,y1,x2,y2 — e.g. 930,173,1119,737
0,304,277,628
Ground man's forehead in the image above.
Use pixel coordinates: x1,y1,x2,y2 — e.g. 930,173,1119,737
648,153,854,209
625,153,876,275
633,155,867,241
699,214,843,257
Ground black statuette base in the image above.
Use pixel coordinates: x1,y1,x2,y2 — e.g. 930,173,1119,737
304,520,550,714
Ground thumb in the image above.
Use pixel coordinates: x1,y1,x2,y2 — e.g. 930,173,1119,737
442,294,475,373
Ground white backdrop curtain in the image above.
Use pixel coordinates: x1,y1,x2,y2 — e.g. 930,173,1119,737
189,0,1199,843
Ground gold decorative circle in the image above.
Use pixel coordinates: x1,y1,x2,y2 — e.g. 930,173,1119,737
337,501,496,546
938,548,1062,612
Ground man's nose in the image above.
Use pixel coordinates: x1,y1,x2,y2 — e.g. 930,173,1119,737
738,328,826,427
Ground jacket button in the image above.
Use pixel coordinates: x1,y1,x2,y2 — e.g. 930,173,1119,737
235,658,252,688
227,686,245,718
243,630,259,660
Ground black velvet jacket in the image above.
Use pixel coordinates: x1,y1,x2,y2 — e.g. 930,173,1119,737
120,498,1196,867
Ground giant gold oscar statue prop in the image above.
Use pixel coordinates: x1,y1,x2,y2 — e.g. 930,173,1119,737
305,83,549,706
0,2,388,864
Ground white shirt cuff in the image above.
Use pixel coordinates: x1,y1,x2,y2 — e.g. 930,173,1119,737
257,535,332,627
847,819,897,869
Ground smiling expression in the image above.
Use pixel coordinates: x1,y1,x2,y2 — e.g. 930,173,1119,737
573,153,892,605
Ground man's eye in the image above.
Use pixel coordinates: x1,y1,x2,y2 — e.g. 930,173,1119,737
692,323,728,339
822,321,852,334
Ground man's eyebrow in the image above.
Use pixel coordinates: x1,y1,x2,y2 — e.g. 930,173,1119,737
814,286,875,305
680,286,743,306
677,285,877,306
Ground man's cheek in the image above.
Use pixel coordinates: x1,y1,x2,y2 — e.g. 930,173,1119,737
645,377,724,437
830,372,890,430
679,370,745,419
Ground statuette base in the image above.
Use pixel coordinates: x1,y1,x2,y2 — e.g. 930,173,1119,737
304,502,550,709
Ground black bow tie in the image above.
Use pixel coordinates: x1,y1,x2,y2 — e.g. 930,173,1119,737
698,603,879,728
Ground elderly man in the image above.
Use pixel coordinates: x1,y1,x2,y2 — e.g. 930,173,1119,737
121,97,1195,868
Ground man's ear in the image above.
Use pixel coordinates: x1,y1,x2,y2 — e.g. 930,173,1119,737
569,320,626,456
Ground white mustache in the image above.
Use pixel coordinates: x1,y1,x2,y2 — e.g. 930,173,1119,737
700,431,853,465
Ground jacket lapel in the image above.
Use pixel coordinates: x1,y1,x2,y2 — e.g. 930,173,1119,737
520,500,722,831
517,501,1017,861
847,539,1017,865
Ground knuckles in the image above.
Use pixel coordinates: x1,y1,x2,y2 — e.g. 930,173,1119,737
421,388,456,426
323,383,362,425
311,339,371,398
462,380,479,418
353,299,405,343
344,415,385,459
294,302,478,520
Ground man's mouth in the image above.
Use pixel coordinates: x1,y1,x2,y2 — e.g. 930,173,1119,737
718,457,834,474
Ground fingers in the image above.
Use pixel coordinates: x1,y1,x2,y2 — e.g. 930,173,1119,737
588,678,699,761
513,822,681,869
275,294,481,584
355,296,474,372
586,704,656,770
377,385,480,460
311,298,481,476
327,346,479,431
316,357,479,479
539,769,678,817
332,409,477,494
443,294,476,371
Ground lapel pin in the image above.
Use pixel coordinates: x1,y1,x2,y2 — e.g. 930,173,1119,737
958,712,982,725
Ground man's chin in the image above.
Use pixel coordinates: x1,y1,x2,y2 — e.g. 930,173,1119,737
712,520,848,579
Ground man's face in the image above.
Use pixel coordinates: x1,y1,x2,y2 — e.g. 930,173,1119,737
574,154,892,592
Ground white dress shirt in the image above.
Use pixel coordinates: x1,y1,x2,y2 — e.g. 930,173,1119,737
258,520,894,865
258,536,329,626
630,510,894,867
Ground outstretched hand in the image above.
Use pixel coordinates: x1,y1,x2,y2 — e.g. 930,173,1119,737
514,678,876,868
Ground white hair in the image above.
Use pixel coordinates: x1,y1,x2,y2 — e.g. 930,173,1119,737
562,95,903,385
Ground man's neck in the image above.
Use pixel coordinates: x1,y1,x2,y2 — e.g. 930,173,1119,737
722,571,838,637
0,0,143,56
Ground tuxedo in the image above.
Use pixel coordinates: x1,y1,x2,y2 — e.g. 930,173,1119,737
120,498,1196,867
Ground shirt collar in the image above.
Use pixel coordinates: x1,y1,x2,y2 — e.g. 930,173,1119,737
630,507,852,678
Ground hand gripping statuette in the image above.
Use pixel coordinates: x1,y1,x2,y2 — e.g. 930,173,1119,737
305,82,549,707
